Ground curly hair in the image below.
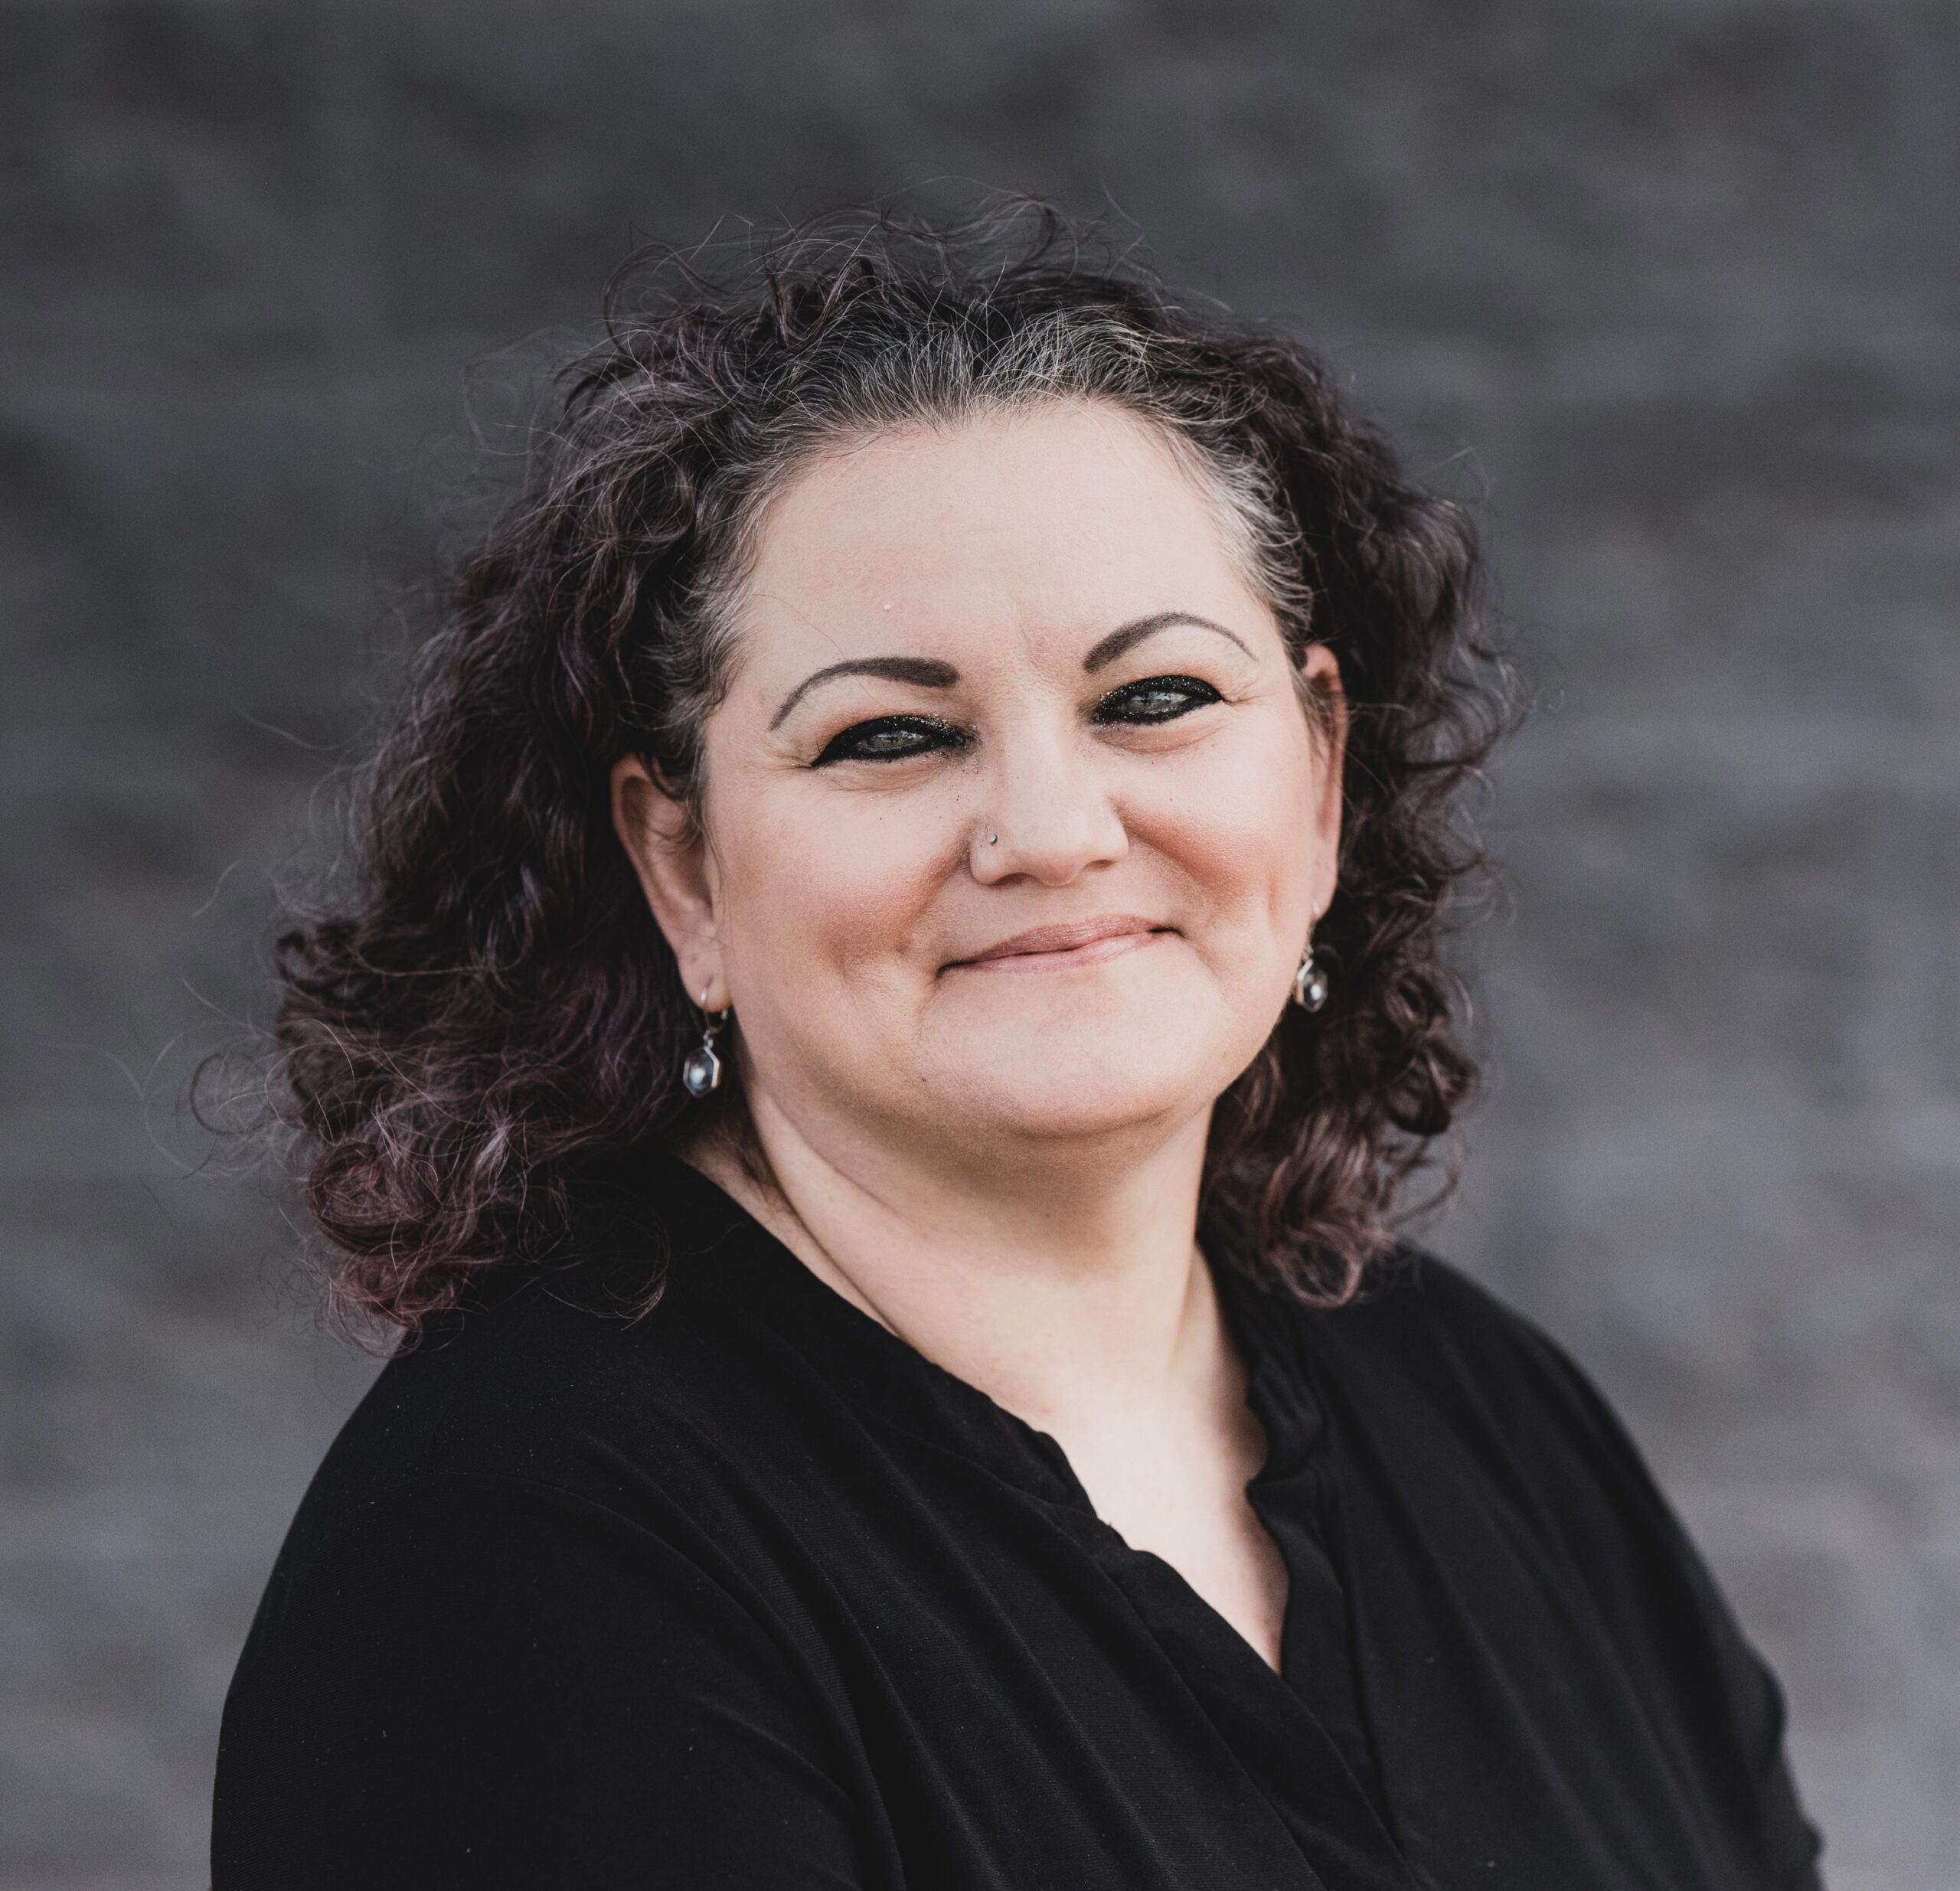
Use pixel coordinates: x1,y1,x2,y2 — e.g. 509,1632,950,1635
271,201,1513,1337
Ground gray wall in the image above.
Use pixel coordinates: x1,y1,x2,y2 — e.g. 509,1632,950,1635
4,2,1955,1886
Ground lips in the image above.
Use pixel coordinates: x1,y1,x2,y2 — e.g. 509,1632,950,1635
947,916,1172,971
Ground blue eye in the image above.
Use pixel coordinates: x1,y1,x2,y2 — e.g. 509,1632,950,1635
813,715,969,766
1092,674,1223,724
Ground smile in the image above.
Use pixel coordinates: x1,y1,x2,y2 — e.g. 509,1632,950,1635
945,917,1175,975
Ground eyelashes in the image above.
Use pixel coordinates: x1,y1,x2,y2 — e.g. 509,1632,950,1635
811,674,1225,767
1089,674,1223,725
812,714,969,766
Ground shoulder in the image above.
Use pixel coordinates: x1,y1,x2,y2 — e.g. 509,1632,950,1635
1295,1243,1733,1665
252,1254,786,1628
1303,1242,1602,1410
1293,1243,1686,1534
1300,1250,1826,1890
1296,1245,1784,1716
215,1331,868,1888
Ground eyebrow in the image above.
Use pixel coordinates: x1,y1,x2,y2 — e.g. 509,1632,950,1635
768,611,1252,730
769,655,960,730
1082,611,1253,671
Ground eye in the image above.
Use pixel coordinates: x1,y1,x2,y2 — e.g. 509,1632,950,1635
1091,674,1223,725
812,714,970,766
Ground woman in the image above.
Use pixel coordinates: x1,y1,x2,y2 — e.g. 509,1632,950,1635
212,207,1825,1889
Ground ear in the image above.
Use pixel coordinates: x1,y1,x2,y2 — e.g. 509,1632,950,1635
609,756,727,1009
1298,643,1348,916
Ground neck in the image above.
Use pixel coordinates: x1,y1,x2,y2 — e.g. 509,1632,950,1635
683,1088,1225,1436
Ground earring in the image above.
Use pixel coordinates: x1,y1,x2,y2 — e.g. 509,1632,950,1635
681,989,729,1097
1291,939,1331,1013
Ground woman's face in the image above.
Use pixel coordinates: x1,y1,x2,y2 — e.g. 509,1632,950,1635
615,400,1344,1176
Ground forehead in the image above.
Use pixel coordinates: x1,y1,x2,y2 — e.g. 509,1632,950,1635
733,400,1264,653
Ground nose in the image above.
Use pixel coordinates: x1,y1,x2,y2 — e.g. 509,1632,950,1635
969,718,1129,887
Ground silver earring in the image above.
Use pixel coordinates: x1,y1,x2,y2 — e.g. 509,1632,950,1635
1291,940,1330,1013
682,989,729,1097
986,832,998,846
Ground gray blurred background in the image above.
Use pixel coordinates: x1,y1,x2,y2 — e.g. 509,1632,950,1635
4,2,1956,1886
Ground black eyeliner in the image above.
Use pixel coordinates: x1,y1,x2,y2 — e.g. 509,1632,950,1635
1091,674,1223,723
812,714,969,767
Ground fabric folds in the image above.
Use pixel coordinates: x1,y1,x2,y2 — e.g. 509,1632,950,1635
213,1152,1824,1891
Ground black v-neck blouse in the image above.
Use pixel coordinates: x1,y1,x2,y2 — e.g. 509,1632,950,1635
212,1155,1825,1889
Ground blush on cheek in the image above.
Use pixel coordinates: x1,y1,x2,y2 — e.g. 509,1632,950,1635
716,800,952,1015
1138,718,1325,939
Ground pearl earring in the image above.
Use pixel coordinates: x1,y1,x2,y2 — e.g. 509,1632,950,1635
681,988,730,1097
1291,939,1330,1013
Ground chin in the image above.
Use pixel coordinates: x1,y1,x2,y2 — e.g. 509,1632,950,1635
936,1017,1240,1147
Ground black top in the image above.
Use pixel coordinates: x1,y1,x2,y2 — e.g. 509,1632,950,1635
213,1154,1825,1890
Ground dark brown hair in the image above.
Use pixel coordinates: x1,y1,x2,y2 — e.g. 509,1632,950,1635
271,201,1513,1337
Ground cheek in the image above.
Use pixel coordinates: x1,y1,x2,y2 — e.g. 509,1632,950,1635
1141,713,1325,934
712,781,958,991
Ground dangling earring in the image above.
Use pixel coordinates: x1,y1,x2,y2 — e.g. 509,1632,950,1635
681,989,730,1096
1291,939,1330,1013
